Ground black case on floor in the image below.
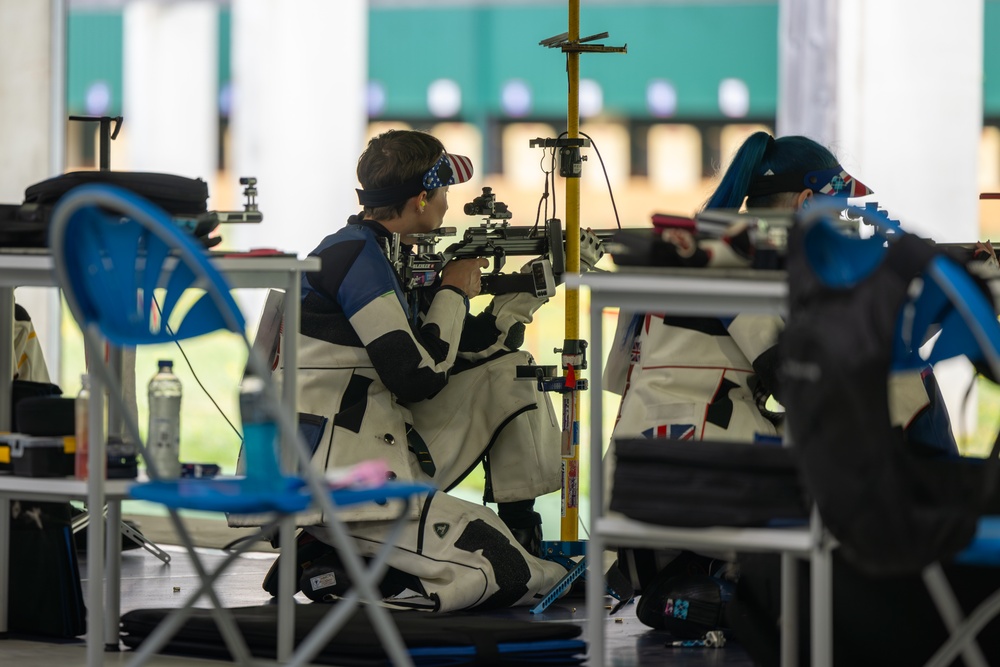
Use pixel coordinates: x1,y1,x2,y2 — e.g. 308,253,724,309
610,438,810,528
8,500,86,638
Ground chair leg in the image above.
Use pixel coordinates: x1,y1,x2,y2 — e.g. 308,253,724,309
270,388,417,667
922,563,991,667
123,549,254,666
286,492,417,667
124,510,260,666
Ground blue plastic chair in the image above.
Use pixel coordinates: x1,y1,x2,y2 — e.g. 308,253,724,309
800,200,1000,667
49,183,429,666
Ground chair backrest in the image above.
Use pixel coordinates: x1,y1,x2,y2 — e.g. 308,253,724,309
782,203,1000,576
50,183,246,348
800,203,1000,379
49,184,287,480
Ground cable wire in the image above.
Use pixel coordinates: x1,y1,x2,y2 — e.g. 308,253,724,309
579,131,622,229
152,294,244,443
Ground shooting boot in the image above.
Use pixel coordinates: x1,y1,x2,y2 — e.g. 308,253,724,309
498,500,544,558
508,521,544,558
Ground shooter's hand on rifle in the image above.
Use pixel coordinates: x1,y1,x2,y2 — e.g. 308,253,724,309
580,227,605,272
975,240,998,270
442,257,489,298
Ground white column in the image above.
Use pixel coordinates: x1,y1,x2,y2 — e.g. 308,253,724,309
839,1,984,435
123,1,217,182
0,0,64,380
778,0,985,441
0,1,55,199
229,0,368,259
838,0,983,244
776,0,840,146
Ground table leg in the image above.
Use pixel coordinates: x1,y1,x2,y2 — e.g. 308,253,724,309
277,270,302,660
0,496,9,635
810,508,833,667
780,552,798,667
277,515,295,660
106,500,122,650
0,288,14,636
0,287,14,431
586,299,605,667
86,347,107,667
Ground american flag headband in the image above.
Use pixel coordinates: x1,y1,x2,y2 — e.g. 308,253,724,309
747,165,873,199
357,153,474,208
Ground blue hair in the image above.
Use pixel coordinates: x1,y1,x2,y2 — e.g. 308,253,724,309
619,132,843,352
703,131,840,210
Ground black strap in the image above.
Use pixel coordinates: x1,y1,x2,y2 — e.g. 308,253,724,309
356,176,424,208
747,171,811,197
406,423,436,477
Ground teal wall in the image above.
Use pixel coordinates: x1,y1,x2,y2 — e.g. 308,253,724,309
67,10,123,116
987,1,1000,115
366,4,778,119
65,2,1000,120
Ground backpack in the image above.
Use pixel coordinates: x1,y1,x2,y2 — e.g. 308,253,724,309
779,209,1000,576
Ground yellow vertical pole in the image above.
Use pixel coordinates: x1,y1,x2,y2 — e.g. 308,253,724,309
560,0,582,542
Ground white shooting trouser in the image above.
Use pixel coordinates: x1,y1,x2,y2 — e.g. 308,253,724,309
308,350,567,611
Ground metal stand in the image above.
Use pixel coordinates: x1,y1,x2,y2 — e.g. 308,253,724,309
71,504,171,564
531,539,587,614
531,6,627,616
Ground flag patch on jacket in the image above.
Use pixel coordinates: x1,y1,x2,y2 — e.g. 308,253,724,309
642,424,695,440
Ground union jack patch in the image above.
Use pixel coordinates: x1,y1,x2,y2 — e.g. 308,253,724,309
642,424,696,440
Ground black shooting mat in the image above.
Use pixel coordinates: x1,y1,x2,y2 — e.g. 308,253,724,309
2,541,758,666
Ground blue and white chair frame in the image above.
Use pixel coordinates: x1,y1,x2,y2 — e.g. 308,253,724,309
49,183,426,667
799,199,1000,667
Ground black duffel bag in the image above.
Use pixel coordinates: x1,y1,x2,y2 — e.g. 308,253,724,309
610,438,810,528
0,170,214,249
24,170,208,216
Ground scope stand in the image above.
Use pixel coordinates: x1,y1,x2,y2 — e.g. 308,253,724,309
518,344,633,614
530,16,627,617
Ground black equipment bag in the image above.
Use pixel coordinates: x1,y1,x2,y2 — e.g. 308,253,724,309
10,379,63,432
0,204,50,248
609,438,810,528
0,171,211,249
120,603,586,666
731,551,1000,667
7,500,86,638
24,171,208,216
779,219,1000,577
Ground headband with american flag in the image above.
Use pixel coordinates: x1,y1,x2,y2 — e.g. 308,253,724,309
357,153,475,207
748,165,872,199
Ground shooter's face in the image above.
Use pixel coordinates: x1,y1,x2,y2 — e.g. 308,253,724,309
418,186,450,233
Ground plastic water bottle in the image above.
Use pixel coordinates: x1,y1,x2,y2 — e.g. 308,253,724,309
147,360,182,479
239,374,282,490
74,374,90,480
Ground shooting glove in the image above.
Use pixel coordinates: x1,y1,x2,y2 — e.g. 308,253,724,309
580,228,605,272
702,222,754,269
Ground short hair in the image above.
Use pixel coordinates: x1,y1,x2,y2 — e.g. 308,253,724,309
703,131,840,211
357,129,444,220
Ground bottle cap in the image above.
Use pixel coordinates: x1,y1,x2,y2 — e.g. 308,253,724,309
158,360,173,369
241,374,266,394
